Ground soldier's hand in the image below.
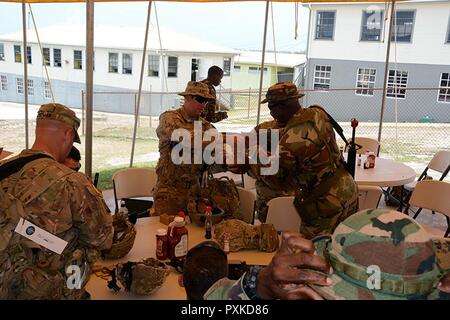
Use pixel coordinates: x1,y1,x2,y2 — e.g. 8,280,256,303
438,272,450,294
255,231,332,300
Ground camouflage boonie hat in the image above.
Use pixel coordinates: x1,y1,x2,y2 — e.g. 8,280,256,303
260,82,305,104
36,103,81,143
178,81,215,100
309,209,450,300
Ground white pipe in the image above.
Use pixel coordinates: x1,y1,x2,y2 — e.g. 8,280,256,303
22,0,29,149
85,0,94,178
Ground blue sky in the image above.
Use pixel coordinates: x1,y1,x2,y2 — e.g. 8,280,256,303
0,2,309,52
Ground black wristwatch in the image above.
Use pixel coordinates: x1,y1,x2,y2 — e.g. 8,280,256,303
242,265,263,300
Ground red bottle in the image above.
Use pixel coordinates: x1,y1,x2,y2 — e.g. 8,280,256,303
156,228,168,260
168,216,188,261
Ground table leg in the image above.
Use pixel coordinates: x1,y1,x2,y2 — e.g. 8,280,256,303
398,186,404,212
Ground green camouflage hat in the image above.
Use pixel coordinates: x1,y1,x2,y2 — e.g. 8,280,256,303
260,82,305,104
178,81,215,100
309,209,450,300
36,103,81,143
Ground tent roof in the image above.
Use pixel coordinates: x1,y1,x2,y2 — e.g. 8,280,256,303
0,0,404,3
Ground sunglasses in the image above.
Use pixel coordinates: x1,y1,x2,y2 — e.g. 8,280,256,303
192,95,210,104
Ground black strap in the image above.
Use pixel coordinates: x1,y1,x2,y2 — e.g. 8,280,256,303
310,106,349,146
0,154,52,182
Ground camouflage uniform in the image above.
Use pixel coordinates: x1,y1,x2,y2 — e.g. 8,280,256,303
204,208,450,300
250,82,358,239
200,79,228,123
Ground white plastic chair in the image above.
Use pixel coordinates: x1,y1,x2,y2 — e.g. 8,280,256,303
243,174,256,190
237,187,256,224
405,180,450,237
346,137,380,156
266,196,301,232
112,167,157,213
358,185,382,210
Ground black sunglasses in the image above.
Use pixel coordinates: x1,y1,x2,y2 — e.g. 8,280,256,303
193,95,210,104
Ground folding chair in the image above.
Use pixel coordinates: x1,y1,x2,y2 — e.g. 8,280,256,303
358,185,382,210
266,196,301,232
237,187,256,224
345,137,380,156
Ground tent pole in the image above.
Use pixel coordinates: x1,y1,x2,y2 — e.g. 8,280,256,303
256,0,270,125
85,0,94,178
22,0,29,149
130,0,152,167
378,1,396,143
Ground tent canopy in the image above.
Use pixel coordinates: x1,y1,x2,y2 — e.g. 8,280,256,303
1,0,403,3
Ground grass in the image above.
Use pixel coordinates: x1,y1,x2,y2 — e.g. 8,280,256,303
95,161,157,190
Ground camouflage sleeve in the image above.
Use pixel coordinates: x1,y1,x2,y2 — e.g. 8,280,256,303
433,238,450,272
68,174,113,251
203,276,251,300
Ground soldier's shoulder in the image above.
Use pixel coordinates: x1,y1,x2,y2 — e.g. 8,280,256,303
255,119,278,130
159,108,181,120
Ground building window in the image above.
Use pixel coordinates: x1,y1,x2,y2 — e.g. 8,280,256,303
1,75,7,91
234,65,241,71
361,10,384,41
53,48,62,67
148,54,159,77
313,65,332,90
223,57,231,76
43,48,50,66
74,50,82,70
14,45,21,63
27,79,34,96
248,66,267,74
315,11,335,40
0,43,5,61
168,56,178,77
44,80,52,99
122,53,132,74
392,10,415,42
16,78,24,94
438,73,450,103
387,70,408,99
109,53,118,73
355,68,376,96
26,46,32,64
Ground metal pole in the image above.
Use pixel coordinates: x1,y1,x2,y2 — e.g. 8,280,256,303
85,0,94,178
81,90,85,135
247,88,251,118
149,85,152,128
22,0,29,149
130,0,152,167
378,2,396,143
256,0,270,125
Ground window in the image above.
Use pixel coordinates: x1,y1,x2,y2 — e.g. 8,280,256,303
73,50,82,70
168,56,178,77
43,48,50,66
26,46,31,64
234,65,241,71
361,10,384,41
108,53,118,73
53,48,61,67
315,11,335,40
355,68,376,96
27,79,34,96
248,66,267,74
0,43,4,61
313,65,332,90
148,54,159,77
223,57,231,76
1,75,7,91
16,78,24,94
122,53,132,74
44,81,52,99
14,45,21,63
392,10,415,42
438,73,450,103
387,70,408,98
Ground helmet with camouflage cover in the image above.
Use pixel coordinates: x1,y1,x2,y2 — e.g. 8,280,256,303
213,219,279,253
102,211,136,259
309,209,450,300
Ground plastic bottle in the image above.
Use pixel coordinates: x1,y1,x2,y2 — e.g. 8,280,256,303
357,154,362,167
204,206,212,239
168,216,188,261
156,228,168,260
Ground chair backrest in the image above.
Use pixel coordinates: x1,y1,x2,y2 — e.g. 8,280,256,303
427,150,450,178
346,137,380,156
243,174,256,190
112,167,157,205
408,180,450,218
357,185,382,210
266,196,301,232
236,187,256,224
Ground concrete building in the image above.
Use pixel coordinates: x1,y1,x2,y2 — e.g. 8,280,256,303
302,0,450,122
0,25,238,115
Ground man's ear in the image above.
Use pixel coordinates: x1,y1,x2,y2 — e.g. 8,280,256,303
178,274,185,288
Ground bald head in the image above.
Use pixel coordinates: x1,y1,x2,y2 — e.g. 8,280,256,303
207,66,224,86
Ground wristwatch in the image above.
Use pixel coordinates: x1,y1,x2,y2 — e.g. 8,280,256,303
242,265,263,300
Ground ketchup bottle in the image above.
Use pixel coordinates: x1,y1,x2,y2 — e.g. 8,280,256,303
168,216,188,261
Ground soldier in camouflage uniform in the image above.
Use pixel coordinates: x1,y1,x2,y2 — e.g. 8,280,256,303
232,82,358,238
154,81,221,216
200,66,228,123
204,209,450,300
0,103,114,299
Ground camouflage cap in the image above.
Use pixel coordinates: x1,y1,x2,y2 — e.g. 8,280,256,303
309,209,449,300
178,81,215,100
260,82,305,104
36,103,81,143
